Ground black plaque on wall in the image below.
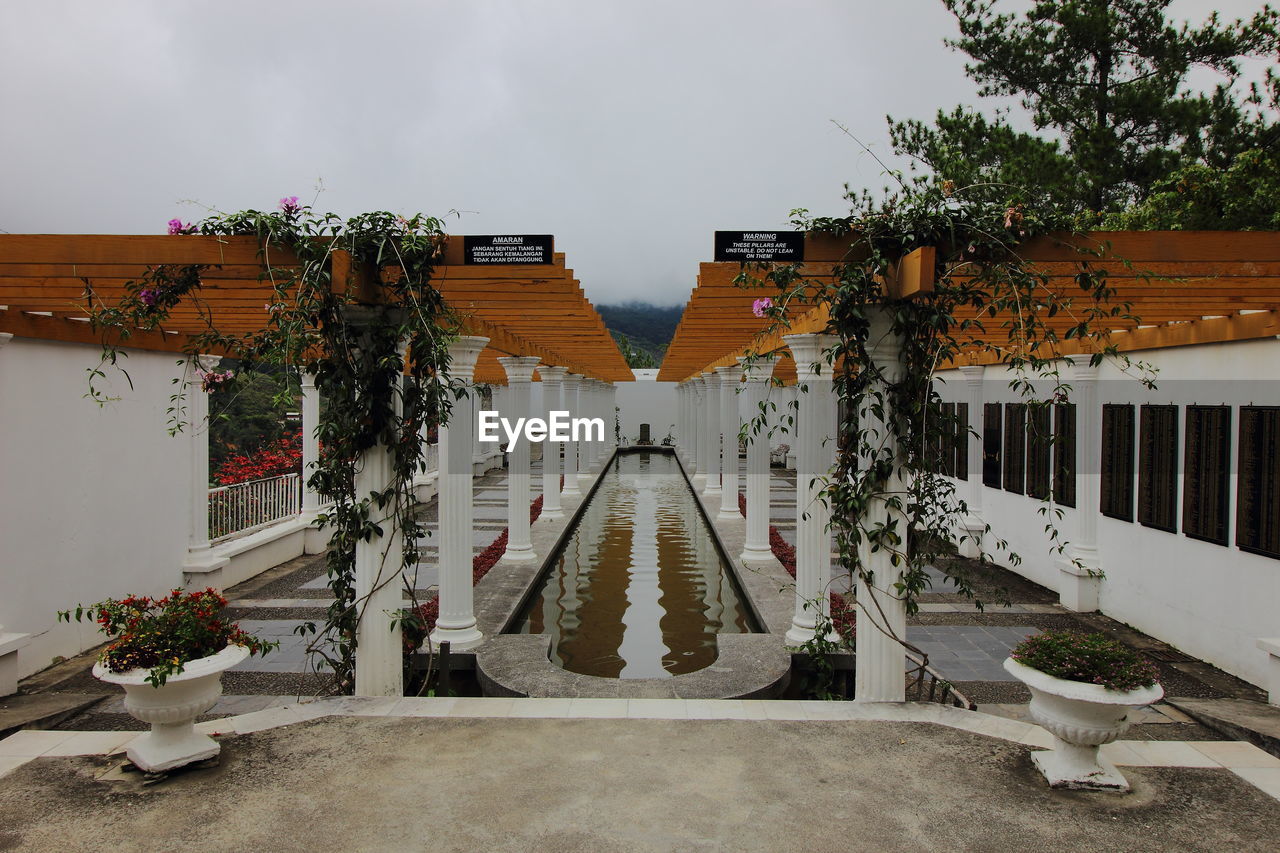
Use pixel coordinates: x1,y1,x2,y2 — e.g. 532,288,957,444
714,231,805,262
464,235,554,264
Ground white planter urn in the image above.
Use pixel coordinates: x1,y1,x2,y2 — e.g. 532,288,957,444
94,643,249,773
1004,657,1163,791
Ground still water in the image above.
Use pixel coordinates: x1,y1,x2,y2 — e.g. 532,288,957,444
514,450,756,679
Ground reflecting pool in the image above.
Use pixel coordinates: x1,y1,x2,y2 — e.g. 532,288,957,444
514,450,756,678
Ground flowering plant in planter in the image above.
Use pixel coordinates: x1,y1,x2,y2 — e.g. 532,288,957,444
1010,631,1158,692
59,588,277,687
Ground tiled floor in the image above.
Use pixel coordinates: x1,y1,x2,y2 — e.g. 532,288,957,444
907,626,1041,682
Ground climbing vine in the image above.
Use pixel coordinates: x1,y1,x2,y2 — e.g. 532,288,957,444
85,198,461,693
740,178,1150,661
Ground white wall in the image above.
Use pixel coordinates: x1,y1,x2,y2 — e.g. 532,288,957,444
0,337,194,679
935,337,1280,689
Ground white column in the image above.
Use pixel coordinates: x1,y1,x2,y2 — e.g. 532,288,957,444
576,378,593,481
181,354,230,583
583,379,600,471
1057,361,1102,611
537,366,567,519
740,356,777,562
431,335,489,652
675,383,687,459
499,356,540,562
561,373,583,496
353,342,407,696
784,335,838,647
689,377,705,479
606,384,618,454
854,310,908,701
717,364,744,520
701,371,722,497
300,370,331,553
956,365,986,556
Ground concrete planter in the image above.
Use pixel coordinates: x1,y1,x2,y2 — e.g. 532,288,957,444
1004,657,1163,791
94,643,249,772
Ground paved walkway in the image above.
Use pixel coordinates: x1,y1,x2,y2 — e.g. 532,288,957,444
3,699,1279,852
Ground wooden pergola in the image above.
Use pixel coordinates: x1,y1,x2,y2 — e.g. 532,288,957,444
0,234,632,384
658,232,1280,382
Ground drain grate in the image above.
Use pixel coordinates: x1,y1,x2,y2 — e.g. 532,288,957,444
1146,648,1197,663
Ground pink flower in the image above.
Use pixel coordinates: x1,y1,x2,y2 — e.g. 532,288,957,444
752,297,773,318
167,219,192,235
278,196,300,215
139,288,159,307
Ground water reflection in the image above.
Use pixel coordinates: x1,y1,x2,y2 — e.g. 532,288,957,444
517,451,755,678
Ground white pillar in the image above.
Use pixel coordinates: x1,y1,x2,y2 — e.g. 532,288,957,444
299,370,330,553
181,354,230,583
740,356,777,562
537,366,567,519
854,310,908,701
499,356,540,562
957,365,985,557
561,373,583,496
353,345,406,696
583,379,599,471
606,384,618,454
1057,361,1102,611
675,382,687,459
784,335,838,647
431,335,489,651
690,377,705,479
717,364,744,520
701,371,722,497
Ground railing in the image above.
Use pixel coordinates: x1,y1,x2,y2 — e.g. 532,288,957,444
209,472,302,543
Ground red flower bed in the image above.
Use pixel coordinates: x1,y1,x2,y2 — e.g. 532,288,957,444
213,429,302,486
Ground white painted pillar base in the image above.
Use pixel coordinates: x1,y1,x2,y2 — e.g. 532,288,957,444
431,336,489,652
499,356,540,563
1056,558,1102,612
1257,638,1280,706
0,630,31,697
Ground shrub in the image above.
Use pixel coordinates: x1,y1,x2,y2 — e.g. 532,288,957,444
213,428,303,486
1011,630,1159,691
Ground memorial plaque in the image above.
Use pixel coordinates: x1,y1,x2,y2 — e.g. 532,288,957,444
714,231,804,262
464,235,553,264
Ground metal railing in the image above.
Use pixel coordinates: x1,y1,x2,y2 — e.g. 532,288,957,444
209,472,301,543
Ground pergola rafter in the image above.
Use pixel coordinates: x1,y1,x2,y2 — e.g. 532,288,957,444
0,234,632,384
659,232,1280,382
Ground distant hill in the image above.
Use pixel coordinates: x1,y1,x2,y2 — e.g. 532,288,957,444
597,301,683,367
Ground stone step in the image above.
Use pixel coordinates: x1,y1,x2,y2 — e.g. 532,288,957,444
1168,697,1280,758
0,692,108,738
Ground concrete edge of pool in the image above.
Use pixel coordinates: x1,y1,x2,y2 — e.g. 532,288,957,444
465,446,798,699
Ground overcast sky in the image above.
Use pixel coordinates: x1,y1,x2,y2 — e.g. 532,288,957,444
0,1,1267,306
